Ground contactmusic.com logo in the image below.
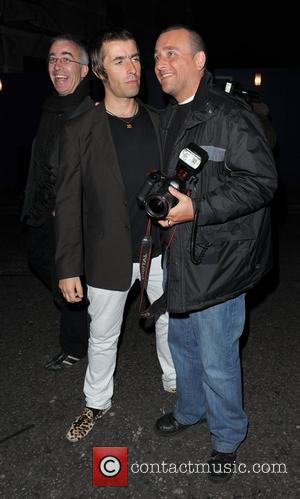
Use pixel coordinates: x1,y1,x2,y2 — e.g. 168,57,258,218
93,447,128,486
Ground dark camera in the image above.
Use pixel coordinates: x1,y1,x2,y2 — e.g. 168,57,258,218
137,143,208,220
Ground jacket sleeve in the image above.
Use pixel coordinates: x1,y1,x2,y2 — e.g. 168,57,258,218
55,122,84,279
193,108,278,225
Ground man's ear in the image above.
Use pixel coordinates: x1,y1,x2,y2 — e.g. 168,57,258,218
81,64,89,79
194,50,206,71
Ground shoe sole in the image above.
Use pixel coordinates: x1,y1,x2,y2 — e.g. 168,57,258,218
154,418,205,438
44,363,65,371
44,355,81,371
154,425,190,437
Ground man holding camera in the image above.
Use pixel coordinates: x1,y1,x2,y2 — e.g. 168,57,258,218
55,29,175,442
153,25,277,482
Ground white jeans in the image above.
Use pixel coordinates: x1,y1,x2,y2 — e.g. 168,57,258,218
84,255,176,410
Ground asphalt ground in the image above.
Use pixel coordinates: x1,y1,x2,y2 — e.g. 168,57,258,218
0,197,299,498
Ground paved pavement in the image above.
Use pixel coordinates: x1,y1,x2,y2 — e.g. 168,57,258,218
0,196,299,498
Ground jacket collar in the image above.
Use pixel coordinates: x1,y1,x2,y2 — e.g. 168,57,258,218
92,102,125,190
191,69,214,112
165,69,216,125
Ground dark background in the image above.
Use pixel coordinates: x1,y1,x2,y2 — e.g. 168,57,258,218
1,0,299,206
0,4,299,496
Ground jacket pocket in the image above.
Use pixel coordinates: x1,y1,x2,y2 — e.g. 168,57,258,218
195,218,255,245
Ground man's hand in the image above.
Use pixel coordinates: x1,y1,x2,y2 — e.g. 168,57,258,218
158,186,194,228
59,277,83,303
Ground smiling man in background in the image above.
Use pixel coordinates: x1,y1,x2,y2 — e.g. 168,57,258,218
21,34,92,371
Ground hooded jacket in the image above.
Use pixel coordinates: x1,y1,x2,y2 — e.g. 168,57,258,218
162,70,278,313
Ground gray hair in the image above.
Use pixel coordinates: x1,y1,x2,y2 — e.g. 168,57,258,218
49,34,89,65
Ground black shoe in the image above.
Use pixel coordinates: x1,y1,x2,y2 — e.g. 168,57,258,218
44,352,81,371
155,412,197,437
207,450,237,483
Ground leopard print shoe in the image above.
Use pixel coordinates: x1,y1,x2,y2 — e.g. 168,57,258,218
66,407,109,442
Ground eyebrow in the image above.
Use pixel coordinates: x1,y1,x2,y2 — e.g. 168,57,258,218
111,52,140,62
155,45,178,54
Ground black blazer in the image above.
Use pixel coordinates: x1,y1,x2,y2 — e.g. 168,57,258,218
55,101,162,291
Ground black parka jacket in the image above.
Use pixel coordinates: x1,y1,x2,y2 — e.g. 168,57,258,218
162,71,278,313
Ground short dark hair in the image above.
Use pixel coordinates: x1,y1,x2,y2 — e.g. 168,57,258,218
49,34,89,64
159,24,207,57
91,29,138,80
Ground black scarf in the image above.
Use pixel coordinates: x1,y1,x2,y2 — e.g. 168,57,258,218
35,78,90,166
29,79,90,224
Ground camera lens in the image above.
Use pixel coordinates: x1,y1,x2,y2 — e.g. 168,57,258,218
145,195,169,219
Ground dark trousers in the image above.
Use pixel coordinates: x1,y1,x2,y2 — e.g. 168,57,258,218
26,215,89,357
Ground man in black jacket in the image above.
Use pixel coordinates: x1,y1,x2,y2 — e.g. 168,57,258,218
55,29,176,442
153,25,277,482
21,35,92,370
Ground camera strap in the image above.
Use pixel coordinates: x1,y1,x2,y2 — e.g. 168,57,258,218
139,218,153,312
